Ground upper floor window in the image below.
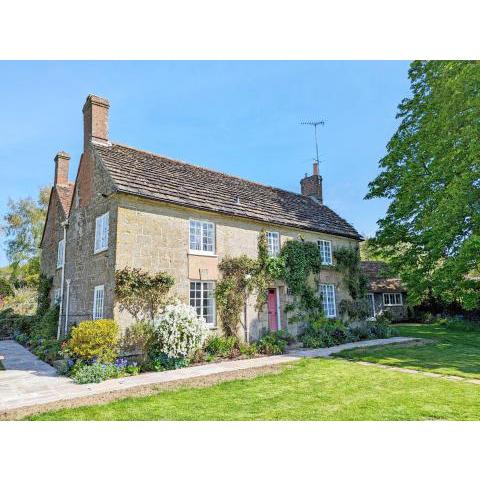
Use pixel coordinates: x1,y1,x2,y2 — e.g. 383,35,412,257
93,285,105,319
318,239,332,265
189,220,215,254
319,283,336,318
190,281,216,326
94,212,109,253
57,239,65,269
383,293,403,306
266,231,280,257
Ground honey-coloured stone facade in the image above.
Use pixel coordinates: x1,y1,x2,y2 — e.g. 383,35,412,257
113,194,359,339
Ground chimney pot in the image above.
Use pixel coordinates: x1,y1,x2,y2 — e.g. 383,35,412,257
54,151,70,186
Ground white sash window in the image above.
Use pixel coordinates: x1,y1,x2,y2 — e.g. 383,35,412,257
318,240,332,265
93,285,105,319
319,283,336,318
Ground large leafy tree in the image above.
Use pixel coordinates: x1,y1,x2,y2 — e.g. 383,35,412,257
1,186,50,287
366,61,480,309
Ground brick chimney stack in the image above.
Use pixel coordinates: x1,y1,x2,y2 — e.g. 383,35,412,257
300,161,323,204
54,151,70,186
82,94,110,152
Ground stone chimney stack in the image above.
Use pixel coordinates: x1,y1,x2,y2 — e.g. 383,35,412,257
300,161,323,204
54,151,70,186
82,94,110,152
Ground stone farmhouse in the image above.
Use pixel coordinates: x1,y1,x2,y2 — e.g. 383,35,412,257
40,94,362,340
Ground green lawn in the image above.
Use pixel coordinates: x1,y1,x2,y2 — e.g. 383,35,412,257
31,357,480,421
29,323,480,420
335,324,480,379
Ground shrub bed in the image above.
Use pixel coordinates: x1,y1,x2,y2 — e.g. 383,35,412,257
299,312,398,349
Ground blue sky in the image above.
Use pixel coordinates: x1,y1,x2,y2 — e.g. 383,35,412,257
0,61,411,267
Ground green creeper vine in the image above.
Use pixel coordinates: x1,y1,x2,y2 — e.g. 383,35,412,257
280,239,325,318
333,246,367,299
215,233,368,337
216,231,284,340
334,246,370,320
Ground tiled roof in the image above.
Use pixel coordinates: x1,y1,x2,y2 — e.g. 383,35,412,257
56,183,74,215
94,143,362,240
361,261,406,293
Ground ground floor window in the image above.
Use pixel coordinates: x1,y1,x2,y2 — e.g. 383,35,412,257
190,281,216,326
383,293,403,306
319,283,336,318
93,285,105,319
367,293,375,316
53,288,61,305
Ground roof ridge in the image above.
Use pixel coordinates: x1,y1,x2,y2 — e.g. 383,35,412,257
109,142,315,202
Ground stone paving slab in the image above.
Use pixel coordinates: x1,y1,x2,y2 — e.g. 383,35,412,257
0,336,417,414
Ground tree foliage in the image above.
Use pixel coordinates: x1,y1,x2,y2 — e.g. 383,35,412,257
115,267,175,321
1,186,50,287
366,61,480,309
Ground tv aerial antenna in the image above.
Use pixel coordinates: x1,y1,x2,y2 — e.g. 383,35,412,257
300,120,325,165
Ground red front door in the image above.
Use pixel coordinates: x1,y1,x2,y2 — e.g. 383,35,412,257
267,289,278,331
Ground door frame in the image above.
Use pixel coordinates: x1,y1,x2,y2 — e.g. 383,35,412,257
267,287,282,331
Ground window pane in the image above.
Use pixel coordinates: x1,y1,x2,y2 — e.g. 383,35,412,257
318,240,332,265
320,284,336,317
189,281,215,325
190,220,214,252
267,232,279,257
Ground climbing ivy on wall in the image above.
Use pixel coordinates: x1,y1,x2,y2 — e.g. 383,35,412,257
215,255,258,338
333,246,367,300
334,246,370,321
215,231,284,339
215,233,368,337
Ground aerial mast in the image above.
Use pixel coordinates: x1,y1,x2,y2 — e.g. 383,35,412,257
300,120,325,166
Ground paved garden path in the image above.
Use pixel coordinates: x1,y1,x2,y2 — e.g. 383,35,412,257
0,336,416,415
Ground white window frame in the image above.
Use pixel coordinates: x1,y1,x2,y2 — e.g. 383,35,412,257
93,285,105,320
266,231,280,257
53,288,62,306
318,239,333,265
189,280,216,327
319,283,337,318
383,293,403,306
56,239,65,269
189,219,216,255
367,293,376,316
94,212,109,254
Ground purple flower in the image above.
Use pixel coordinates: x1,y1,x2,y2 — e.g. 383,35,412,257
114,357,128,369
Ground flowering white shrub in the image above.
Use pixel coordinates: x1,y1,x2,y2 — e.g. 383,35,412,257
154,303,209,358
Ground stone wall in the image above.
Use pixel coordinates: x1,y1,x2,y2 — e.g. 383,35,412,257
114,194,359,339
60,148,118,331
40,189,67,304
